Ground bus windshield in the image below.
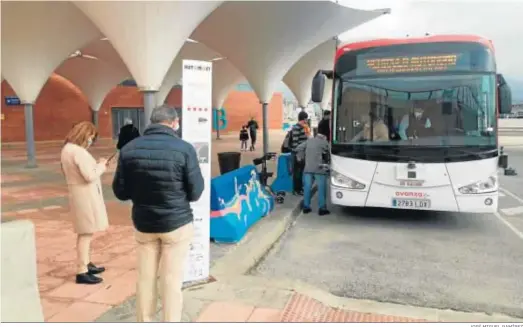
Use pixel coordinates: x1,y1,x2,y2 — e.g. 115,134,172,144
333,73,497,148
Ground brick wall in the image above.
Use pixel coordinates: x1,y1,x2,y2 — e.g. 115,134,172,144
1,75,283,142
1,75,92,142
223,91,283,132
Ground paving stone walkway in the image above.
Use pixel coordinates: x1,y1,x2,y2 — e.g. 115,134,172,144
1,132,285,322
2,140,138,321
196,293,428,322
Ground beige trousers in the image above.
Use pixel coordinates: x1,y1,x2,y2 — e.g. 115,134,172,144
135,223,194,322
76,234,93,274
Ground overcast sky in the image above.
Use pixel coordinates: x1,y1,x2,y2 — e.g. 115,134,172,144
337,0,523,86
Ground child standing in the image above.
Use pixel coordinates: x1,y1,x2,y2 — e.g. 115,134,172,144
239,126,249,151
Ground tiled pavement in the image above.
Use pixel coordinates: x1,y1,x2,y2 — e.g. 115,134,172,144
1,133,287,322
1,132,428,322
2,139,138,322
33,220,137,322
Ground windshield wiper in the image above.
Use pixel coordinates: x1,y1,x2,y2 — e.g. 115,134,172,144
443,148,498,160
336,146,428,161
332,144,498,163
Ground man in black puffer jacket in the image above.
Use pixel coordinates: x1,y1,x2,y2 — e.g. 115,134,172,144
112,104,204,322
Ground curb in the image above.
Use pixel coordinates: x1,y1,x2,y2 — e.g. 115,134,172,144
210,190,310,278
215,275,523,323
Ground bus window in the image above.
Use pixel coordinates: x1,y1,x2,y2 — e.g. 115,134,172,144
333,73,496,146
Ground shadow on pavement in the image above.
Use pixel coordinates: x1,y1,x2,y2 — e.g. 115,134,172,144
338,206,477,231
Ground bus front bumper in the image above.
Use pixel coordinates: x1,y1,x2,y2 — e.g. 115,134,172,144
330,186,498,213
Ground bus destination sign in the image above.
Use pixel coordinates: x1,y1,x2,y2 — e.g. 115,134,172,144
338,42,495,77
364,54,459,74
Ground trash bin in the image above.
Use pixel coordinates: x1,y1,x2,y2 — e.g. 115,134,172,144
217,152,241,175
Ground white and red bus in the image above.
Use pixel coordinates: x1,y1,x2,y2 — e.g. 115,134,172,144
312,35,512,213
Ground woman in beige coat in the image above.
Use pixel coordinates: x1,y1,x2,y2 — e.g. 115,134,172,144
61,121,110,285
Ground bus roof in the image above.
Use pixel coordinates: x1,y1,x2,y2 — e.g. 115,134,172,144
336,35,494,61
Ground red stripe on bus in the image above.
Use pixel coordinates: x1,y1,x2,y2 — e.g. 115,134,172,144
335,35,494,61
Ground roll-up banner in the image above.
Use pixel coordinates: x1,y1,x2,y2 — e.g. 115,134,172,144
182,59,212,283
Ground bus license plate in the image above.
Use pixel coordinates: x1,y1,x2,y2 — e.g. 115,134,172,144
392,198,431,209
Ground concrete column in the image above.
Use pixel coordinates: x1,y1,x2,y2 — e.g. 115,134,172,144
262,102,269,156
142,91,157,132
1,220,44,322
23,103,37,168
91,110,99,128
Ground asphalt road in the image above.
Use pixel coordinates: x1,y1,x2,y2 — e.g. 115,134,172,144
254,147,523,318
498,147,523,235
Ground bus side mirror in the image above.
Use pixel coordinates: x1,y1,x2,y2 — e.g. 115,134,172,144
311,70,325,103
497,74,512,114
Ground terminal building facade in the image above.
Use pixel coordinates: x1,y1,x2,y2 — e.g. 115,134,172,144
1,78,284,143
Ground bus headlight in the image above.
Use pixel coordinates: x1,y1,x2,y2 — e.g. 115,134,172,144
458,176,497,194
331,170,365,190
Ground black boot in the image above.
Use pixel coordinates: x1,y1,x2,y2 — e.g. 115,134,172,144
76,272,103,284
87,262,106,275
302,207,312,214
318,208,331,216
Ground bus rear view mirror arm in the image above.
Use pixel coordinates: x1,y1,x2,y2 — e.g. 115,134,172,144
320,70,334,79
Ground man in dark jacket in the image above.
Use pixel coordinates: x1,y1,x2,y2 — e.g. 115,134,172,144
112,105,204,322
246,117,259,151
290,111,310,195
317,110,331,141
116,118,140,150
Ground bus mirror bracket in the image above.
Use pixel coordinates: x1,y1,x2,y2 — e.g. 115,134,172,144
322,70,334,80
